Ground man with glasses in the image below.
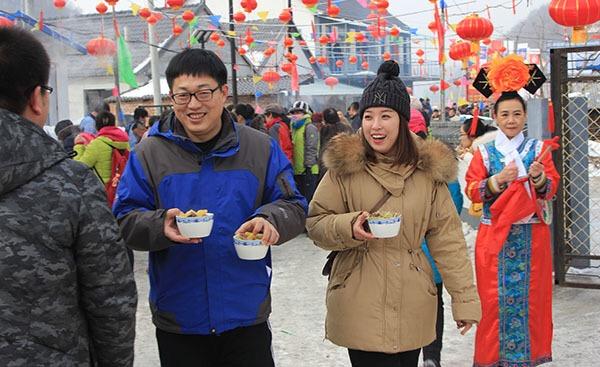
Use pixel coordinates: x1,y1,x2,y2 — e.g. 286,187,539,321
113,49,307,367
0,27,137,366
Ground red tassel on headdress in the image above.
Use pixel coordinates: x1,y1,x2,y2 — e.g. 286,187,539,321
469,106,479,137
547,100,555,134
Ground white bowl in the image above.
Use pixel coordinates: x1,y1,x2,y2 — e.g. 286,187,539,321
233,236,269,260
367,216,402,238
175,213,214,238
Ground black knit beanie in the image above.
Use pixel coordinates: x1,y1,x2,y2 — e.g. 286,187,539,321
359,60,411,122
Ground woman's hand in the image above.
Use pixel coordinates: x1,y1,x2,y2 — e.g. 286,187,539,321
495,161,518,186
456,320,476,335
352,211,375,241
528,161,544,179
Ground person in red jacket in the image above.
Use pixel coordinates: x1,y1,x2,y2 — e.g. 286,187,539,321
264,104,293,162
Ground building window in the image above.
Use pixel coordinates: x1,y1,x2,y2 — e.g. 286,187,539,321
84,89,113,113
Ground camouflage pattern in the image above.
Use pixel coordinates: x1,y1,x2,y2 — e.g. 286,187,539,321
0,109,137,366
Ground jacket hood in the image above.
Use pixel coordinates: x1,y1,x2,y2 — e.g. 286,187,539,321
322,133,457,183
97,126,129,143
0,108,69,195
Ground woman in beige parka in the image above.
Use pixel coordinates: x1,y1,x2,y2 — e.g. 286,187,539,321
307,61,481,367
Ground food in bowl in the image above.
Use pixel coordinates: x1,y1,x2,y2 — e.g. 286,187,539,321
175,209,214,238
233,232,269,260
367,211,402,238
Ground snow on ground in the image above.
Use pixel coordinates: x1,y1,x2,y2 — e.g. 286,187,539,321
133,222,600,367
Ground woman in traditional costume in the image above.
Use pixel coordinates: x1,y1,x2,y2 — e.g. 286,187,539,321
466,55,560,367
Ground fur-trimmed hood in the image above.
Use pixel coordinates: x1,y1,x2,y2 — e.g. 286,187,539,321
322,133,457,183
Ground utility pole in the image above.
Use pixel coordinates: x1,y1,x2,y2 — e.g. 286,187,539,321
288,0,300,99
111,5,123,125
148,0,162,113
439,7,446,123
228,0,239,105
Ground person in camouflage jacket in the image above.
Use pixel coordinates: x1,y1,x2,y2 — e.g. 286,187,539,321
0,27,137,367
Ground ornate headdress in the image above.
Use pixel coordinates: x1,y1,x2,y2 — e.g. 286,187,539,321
472,54,546,98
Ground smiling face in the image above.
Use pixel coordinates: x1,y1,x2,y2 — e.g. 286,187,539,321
362,107,400,155
170,74,228,143
494,98,526,139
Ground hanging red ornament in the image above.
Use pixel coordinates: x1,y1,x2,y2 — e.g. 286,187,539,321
449,41,472,69
309,56,317,64
325,76,339,89
238,47,247,56
415,49,424,57
146,14,158,25
328,5,340,17
283,37,294,47
241,0,258,13
263,47,275,57
261,70,281,88
245,34,254,46
166,0,185,10
429,85,439,93
428,21,438,34
417,58,425,65
172,24,183,36
0,16,14,27
139,7,151,18
279,9,292,23
54,0,66,9
355,32,366,42
548,0,600,44
318,56,328,65
389,27,400,37
302,0,319,7
482,38,491,45
105,0,118,5
233,12,246,23
368,1,378,10
361,61,369,70
453,79,462,87
96,2,108,14
281,63,294,74
217,39,225,48
182,10,194,22
456,13,494,53
86,36,117,57
335,59,344,67
319,35,330,45
348,55,358,64
285,52,298,62
209,32,220,42
440,80,450,91
376,0,389,13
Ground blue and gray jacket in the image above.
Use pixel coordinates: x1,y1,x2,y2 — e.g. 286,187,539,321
113,110,307,335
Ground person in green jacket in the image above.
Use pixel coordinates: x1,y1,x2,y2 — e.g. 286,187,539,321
74,111,130,184
288,100,319,203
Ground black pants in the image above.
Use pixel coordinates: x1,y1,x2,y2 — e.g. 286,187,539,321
422,282,444,366
348,348,421,367
294,172,318,204
156,322,275,367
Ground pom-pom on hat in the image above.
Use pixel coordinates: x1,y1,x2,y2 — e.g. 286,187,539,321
359,60,411,122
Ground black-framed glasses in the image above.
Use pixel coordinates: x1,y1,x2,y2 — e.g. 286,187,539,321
170,85,222,105
40,85,53,94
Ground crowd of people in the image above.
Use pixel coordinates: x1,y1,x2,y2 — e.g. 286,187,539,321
1,25,559,367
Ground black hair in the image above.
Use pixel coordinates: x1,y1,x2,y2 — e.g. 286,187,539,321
234,103,254,120
349,102,359,111
463,118,498,138
0,27,50,114
494,91,526,115
133,107,149,120
93,102,110,114
95,111,116,130
165,49,227,89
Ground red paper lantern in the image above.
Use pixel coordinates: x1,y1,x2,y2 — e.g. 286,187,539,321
302,0,318,7
166,0,185,10
317,56,328,65
415,48,424,57
245,35,254,45
262,70,281,88
182,10,194,22
233,12,246,23
325,76,339,89
238,47,247,56
139,7,151,18
0,16,14,27
335,59,344,67
241,0,257,13
440,80,450,91
309,56,317,64
86,37,116,57
453,79,462,87
449,41,472,69
355,32,366,42
382,52,391,61
368,1,378,10
548,0,600,43
429,84,439,93
54,0,66,9
376,0,389,12
281,63,293,74
263,47,275,57
328,5,340,17
482,38,491,45
348,55,358,64
417,58,424,65
456,13,494,53
285,52,298,62
361,61,369,70
146,14,158,25
428,21,438,33
319,35,330,45
279,9,292,23
105,0,118,5
172,24,183,36
96,2,108,14
217,39,225,48
209,32,220,42
389,27,400,37
283,37,294,47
